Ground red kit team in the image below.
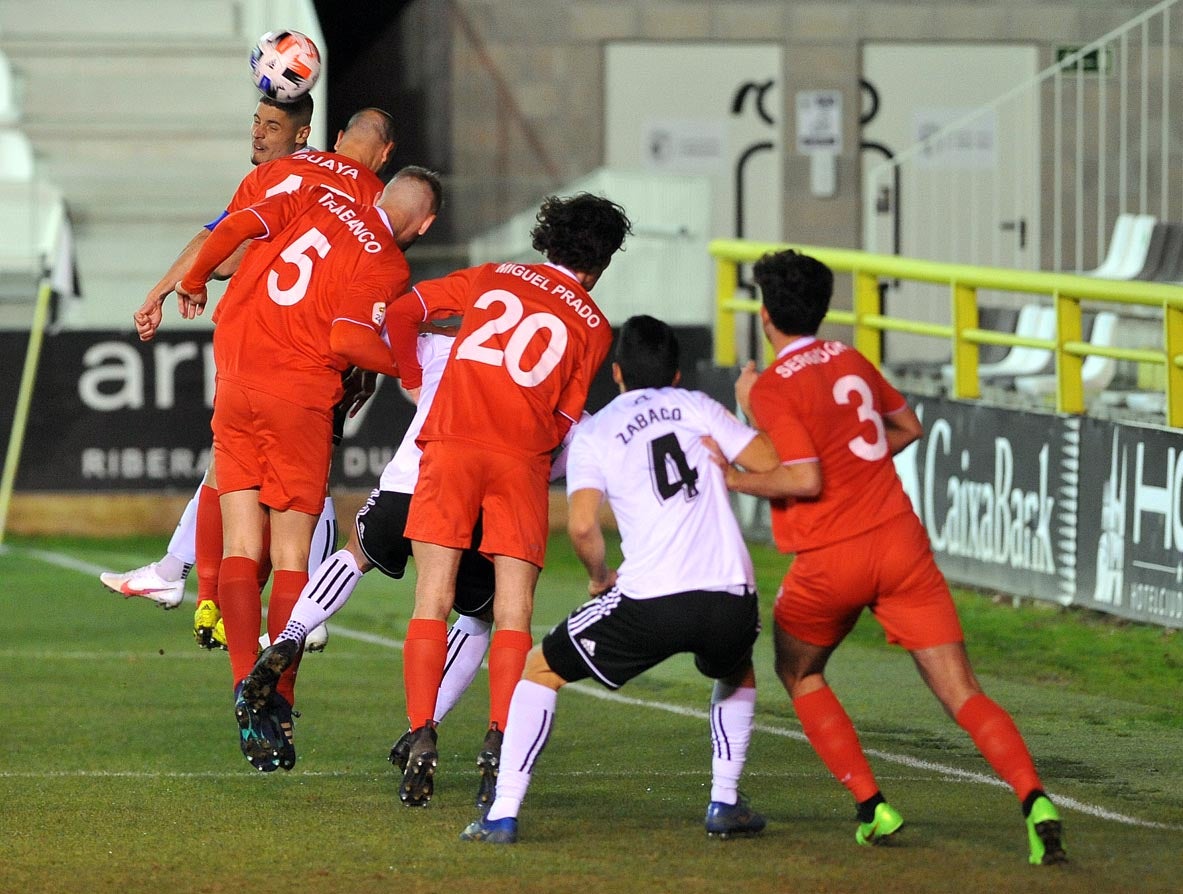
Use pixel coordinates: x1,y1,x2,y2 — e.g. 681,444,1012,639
121,96,1065,866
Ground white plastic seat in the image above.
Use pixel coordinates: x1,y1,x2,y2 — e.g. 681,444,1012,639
0,128,35,181
1087,214,1137,278
942,304,1055,384
1015,311,1120,398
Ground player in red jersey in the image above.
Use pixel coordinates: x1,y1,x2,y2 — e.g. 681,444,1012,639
384,192,632,806
120,106,397,654
174,167,440,772
715,249,1066,866
100,95,318,620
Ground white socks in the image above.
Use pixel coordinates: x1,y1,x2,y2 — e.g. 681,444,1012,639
708,682,756,806
157,487,201,580
486,679,557,821
308,495,339,572
279,548,361,643
434,614,492,723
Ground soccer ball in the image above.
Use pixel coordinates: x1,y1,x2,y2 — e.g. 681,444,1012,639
249,30,321,102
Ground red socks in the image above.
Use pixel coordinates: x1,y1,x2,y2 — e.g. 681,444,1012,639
267,569,308,705
403,618,448,730
219,555,261,686
195,485,222,607
487,629,533,730
793,686,880,803
956,693,1043,802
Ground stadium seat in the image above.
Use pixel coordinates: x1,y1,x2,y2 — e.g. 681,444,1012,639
1014,311,1120,399
941,304,1055,385
0,127,34,181
1153,223,1183,282
1087,213,1156,280
1131,222,1180,281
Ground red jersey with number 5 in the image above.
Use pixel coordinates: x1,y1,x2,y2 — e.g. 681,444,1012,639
213,184,409,411
748,337,916,553
386,261,613,459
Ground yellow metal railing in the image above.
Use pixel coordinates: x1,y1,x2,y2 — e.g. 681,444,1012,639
710,239,1183,428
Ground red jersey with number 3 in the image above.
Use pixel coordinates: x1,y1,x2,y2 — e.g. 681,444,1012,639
748,337,916,553
212,184,409,410
387,261,613,459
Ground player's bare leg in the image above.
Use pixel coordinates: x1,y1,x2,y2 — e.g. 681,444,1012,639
400,540,462,805
774,626,902,845
911,642,1066,864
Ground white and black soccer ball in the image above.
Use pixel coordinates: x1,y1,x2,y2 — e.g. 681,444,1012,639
249,30,321,102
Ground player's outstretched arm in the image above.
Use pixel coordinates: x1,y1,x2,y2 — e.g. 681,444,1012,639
567,487,616,596
134,229,212,340
175,209,268,319
703,435,821,500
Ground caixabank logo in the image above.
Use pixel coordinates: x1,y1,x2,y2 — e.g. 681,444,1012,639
893,393,1076,607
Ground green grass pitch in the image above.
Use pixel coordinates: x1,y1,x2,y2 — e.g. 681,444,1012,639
1,532,1179,893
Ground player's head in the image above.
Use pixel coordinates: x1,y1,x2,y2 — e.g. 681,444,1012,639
613,314,681,391
380,165,443,250
531,193,631,289
335,107,397,175
251,95,313,165
753,249,833,336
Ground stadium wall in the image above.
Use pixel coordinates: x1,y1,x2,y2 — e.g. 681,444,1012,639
395,0,1157,252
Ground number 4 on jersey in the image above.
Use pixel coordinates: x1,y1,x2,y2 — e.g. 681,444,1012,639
649,432,699,501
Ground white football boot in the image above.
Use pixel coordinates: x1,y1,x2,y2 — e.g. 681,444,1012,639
304,623,329,652
99,562,185,609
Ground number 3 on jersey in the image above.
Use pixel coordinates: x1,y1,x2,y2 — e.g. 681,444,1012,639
455,289,569,386
832,373,888,461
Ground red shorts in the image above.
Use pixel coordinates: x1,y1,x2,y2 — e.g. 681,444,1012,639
406,441,551,567
211,379,332,515
774,511,963,651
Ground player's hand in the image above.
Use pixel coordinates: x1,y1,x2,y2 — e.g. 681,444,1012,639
133,297,164,342
175,280,208,319
588,568,617,597
341,368,379,417
735,360,758,420
701,435,742,491
403,386,421,406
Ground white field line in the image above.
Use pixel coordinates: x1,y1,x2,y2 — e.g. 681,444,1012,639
10,545,1179,831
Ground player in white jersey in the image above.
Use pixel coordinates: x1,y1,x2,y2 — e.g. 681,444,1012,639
460,315,781,844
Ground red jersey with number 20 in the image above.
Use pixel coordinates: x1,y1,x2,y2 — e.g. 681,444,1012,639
387,261,612,459
212,184,409,411
748,337,916,553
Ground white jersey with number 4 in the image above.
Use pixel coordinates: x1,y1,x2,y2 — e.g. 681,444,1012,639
565,387,758,600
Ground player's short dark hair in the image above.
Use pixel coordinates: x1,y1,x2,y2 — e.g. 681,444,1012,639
752,249,833,336
615,315,680,390
393,165,444,214
531,193,631,276
260,93,314,131
346,107,397,148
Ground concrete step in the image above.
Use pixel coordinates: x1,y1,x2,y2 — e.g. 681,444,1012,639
4,42,255,130
0,0,241,42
